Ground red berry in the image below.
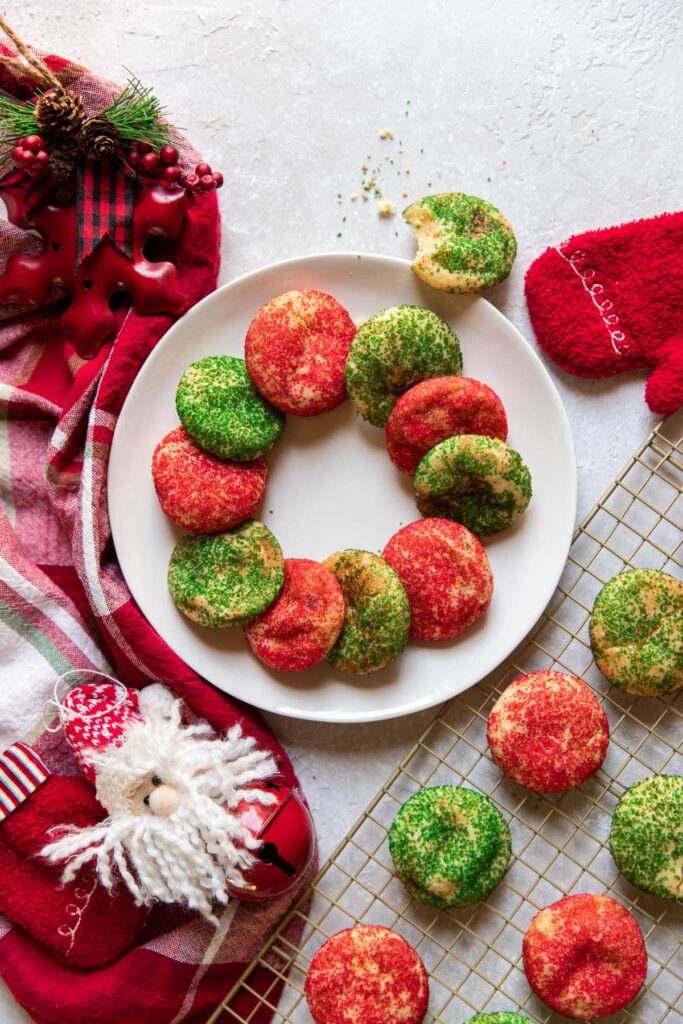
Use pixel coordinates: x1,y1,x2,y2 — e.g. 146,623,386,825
212,171,224,188
200,174,216,191
11,145,24,166
140,152,160,173
127,149,140,167
195,162,211,177
162,164,181,182
137,141,154,154
20,148,35,166
159,144,179,166
184,173,201,192
33,150,49,169
23,134,44,153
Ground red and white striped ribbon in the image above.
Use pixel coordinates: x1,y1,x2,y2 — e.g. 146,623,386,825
0,742,50,823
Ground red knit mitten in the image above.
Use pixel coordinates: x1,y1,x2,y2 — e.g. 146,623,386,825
0,775,148,970
525,211,683,414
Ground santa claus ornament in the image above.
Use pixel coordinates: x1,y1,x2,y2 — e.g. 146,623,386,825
41,675,315,922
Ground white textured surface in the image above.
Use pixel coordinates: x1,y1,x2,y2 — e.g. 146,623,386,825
2,1,679,1018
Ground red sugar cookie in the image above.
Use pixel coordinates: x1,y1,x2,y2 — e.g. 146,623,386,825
382,518,493,641
386,375,508,475
523,894,647,1020
487,671,609,792
152,426,267,533
245,289,356,416
243,558,345,671
304,924,429,1024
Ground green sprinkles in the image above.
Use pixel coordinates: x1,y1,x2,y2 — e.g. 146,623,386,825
389,786,511,908
323,549,410,674
464,1015,533,1024
176,355,284,461
610,775,682,900
589,569,683,695
404,192,517,293
168,519,284,627
414,435,532,535
344,304,462,427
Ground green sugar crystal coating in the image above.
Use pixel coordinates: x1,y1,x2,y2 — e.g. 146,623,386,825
414,434,532,535
404,192,517,292
464,1015,532,1024
389,785,512,908
168,519,284,627
610,775,683,900
344,305,462,427
323,549,410,675
176,355,284,461
589,569,683,696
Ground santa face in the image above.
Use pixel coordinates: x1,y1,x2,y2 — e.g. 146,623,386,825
130,773,181,816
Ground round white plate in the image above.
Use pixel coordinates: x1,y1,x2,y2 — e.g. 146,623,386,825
109,253,576,723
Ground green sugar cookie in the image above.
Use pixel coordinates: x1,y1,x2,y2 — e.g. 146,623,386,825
344,305,462,427
404,192,517,292
464,1016,532,1024
176,355,284,461
610,775,682,900
323,549,410,675
414,434,532,535
168,519,284,627
589,569,683,696
389,785,511,908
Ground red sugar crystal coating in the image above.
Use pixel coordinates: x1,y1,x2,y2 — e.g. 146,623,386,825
243,558,345,671
523,894,647,1020
386,375,508,475
305,924,429,1024
245,289,356,416
382,518,493,641
487,671,609,792
152,426,267,532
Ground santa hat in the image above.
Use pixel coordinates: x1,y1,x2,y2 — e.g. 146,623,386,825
62,682,143,786
525,211,683,415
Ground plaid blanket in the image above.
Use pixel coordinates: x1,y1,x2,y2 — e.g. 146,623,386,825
0,46,309,1024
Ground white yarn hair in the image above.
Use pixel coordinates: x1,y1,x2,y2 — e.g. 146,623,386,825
41,685,278,924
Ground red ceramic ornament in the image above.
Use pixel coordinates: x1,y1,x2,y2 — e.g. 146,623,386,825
228,779,315,902
0,178,191,358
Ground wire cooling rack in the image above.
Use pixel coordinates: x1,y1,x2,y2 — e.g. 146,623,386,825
208,412,683,1024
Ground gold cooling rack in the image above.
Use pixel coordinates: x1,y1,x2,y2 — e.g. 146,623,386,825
208,412,683,1024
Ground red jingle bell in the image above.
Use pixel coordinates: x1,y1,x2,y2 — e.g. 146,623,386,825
228,779,315,902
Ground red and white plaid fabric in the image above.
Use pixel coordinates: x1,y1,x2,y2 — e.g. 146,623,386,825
0,44,311,1024
0,743,50,823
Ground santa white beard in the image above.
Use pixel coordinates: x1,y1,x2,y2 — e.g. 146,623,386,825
41,687,278,923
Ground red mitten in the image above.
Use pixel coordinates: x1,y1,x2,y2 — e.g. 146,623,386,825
525,211,683,414
0,774,148,970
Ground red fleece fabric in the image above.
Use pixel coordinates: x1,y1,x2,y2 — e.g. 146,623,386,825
525,211,683,414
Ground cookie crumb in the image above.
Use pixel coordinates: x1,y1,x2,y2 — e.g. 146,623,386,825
350,192,358,201
360,162,369,172
401,190,409,198
362,176,376,191
379,128,394,139
377,200,394,217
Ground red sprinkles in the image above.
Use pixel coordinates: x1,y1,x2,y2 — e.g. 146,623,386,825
382,518,493,641
523,893,647,1020
152,426,267,533
243,558,345,671
305,924,429,1024
245,289,356,416
487,670,609,792
386,375,508,475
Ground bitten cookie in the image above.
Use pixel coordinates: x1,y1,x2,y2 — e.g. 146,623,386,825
523,894,647,1020
167,520,284,627
404,193,517,292
243,558,345,672
176,355,284,461
589,569,683,696
382,518,493,641
323,550,410,674
304,924,429,1024
344,305,462,427
487,671,609,792
152,426,267,533
389,786,511,908
610,774,683,900
245,289,356,416
386,375,508,475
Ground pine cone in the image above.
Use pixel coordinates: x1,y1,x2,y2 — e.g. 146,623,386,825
79,116,121,160
48,142,80,182
36,90,86,144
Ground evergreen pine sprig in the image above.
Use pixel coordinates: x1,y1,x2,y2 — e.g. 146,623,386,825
0,91,39,142
99,72,179,149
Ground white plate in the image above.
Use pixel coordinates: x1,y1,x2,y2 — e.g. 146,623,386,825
109,253,576,723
